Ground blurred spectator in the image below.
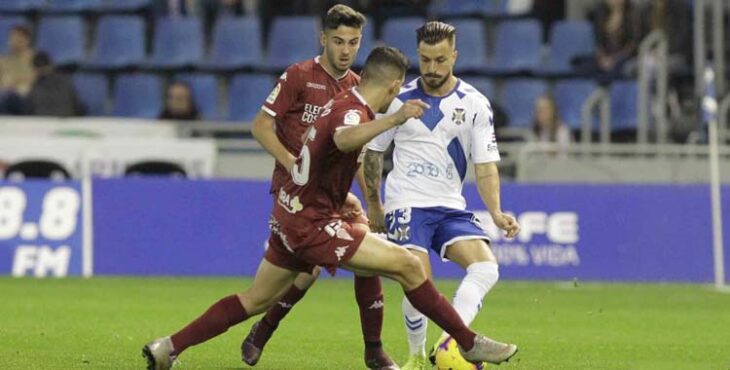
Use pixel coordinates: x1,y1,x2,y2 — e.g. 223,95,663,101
640,0,692,70
159,81,199,120
592,0,640,76
0,25,35,114
532,0,566,42
531,95,572,148
25,52,85,117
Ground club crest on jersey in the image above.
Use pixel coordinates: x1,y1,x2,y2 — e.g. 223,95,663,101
452,108,465,125
266,83,281,104
343,110,361,126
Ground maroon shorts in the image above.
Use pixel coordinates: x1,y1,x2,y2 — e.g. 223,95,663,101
264,214,368,276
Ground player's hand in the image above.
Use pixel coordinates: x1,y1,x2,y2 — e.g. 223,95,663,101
367,202,387,233
341,192,364,219
281,153,297,172
492,212,520,238
394,99,430,125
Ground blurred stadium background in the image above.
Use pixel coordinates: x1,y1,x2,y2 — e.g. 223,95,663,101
1,0,729,369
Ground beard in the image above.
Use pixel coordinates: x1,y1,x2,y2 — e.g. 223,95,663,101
421,73,450,90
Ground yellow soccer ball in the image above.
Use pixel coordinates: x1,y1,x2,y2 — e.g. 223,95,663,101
433,337,487,370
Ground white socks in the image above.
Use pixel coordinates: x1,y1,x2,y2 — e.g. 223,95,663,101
402,261,500,355
402,296,427,356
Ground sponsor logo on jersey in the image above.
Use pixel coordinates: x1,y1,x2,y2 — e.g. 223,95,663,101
306,82,327,90
452,108,465,125
266,83,281,104
277,189,304,214
343,110,361,126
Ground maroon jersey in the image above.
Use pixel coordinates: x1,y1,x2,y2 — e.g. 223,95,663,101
273,87,375,224
262,56,360,193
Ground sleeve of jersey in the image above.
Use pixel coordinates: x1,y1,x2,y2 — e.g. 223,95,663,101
366,98,401,152
261,66,299,117
471,100,501,163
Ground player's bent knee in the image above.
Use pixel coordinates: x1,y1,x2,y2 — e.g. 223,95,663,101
394,251,426,287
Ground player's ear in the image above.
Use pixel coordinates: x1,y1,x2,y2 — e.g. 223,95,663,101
453,48,458,62
320,31,326,48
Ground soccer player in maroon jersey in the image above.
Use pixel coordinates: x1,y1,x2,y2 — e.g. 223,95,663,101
143,46,518,370
247,5,395,370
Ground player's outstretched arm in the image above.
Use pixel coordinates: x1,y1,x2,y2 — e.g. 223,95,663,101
251,110,296,170
363,149,386,232
333,99,428,152
474,162,519,238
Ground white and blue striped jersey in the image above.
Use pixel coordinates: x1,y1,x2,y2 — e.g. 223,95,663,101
367,77,500,212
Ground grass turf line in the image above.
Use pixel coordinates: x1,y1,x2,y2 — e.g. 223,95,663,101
1,277,729,369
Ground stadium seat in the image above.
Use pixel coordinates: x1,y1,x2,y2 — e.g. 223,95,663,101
125,161,187,178
227,74,275,122
382,17,425,66
43,0,103,13
354,18,376,68
501,79,548,127
451,19,487,73
201,17,262,71
553,79,598,130
462,77,495,100
4,160,71,181
487,19,543,74
0,16,27,55
540,20,596,75
175,73,220,120
428,0,507,18
0,0,46,13
112,74,163,119
147,17,204,69
85,16,146,70
266,16,320,70
36,16,86,66
610,80,639,132
73,73,109,116
101,0,152,12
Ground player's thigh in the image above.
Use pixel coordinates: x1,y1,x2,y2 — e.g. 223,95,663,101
445,238,496,269
344,233,425,282
293,266,321,290
239,259,298,315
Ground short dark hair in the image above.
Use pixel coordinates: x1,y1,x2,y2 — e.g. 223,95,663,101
416,21,456,46
323,4,366,31
361,46,409,84
10,25,32,40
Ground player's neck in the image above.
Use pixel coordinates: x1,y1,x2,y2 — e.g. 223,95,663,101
318,54,349,80
422,75,458,97
353,86,382,111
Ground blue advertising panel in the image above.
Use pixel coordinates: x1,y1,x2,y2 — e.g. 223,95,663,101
91,179,730,282
0,181,84,277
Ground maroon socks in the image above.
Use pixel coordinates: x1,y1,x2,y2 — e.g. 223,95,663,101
170,295,248,355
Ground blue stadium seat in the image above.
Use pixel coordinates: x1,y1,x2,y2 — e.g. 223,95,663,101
43,0,103,13
553,79,598,130
175,73,220,120
147,17,204,69
451,19,487,73
36,16,86,66
429,0,507,18
228,74,275,122
462,77,495,100
201,17,262,71
266,16,320,70
487,19,542,74
501,79,548,127
610,80,638,132
541,20,596,75
73,73,109,116
382,17,424,66
0,0,46,13
112,74,163,119
101,0,152,12
85,16,146,70
0,16,27,55
354,18,376,68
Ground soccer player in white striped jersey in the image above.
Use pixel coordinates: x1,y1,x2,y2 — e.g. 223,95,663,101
363,21,520,370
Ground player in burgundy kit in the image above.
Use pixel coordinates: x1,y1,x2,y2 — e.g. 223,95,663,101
246,5,396,370
143,46,518,370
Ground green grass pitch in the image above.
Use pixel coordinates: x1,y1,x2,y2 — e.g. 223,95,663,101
1,277,729,369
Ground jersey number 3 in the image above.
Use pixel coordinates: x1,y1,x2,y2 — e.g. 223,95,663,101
291,127,317,185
